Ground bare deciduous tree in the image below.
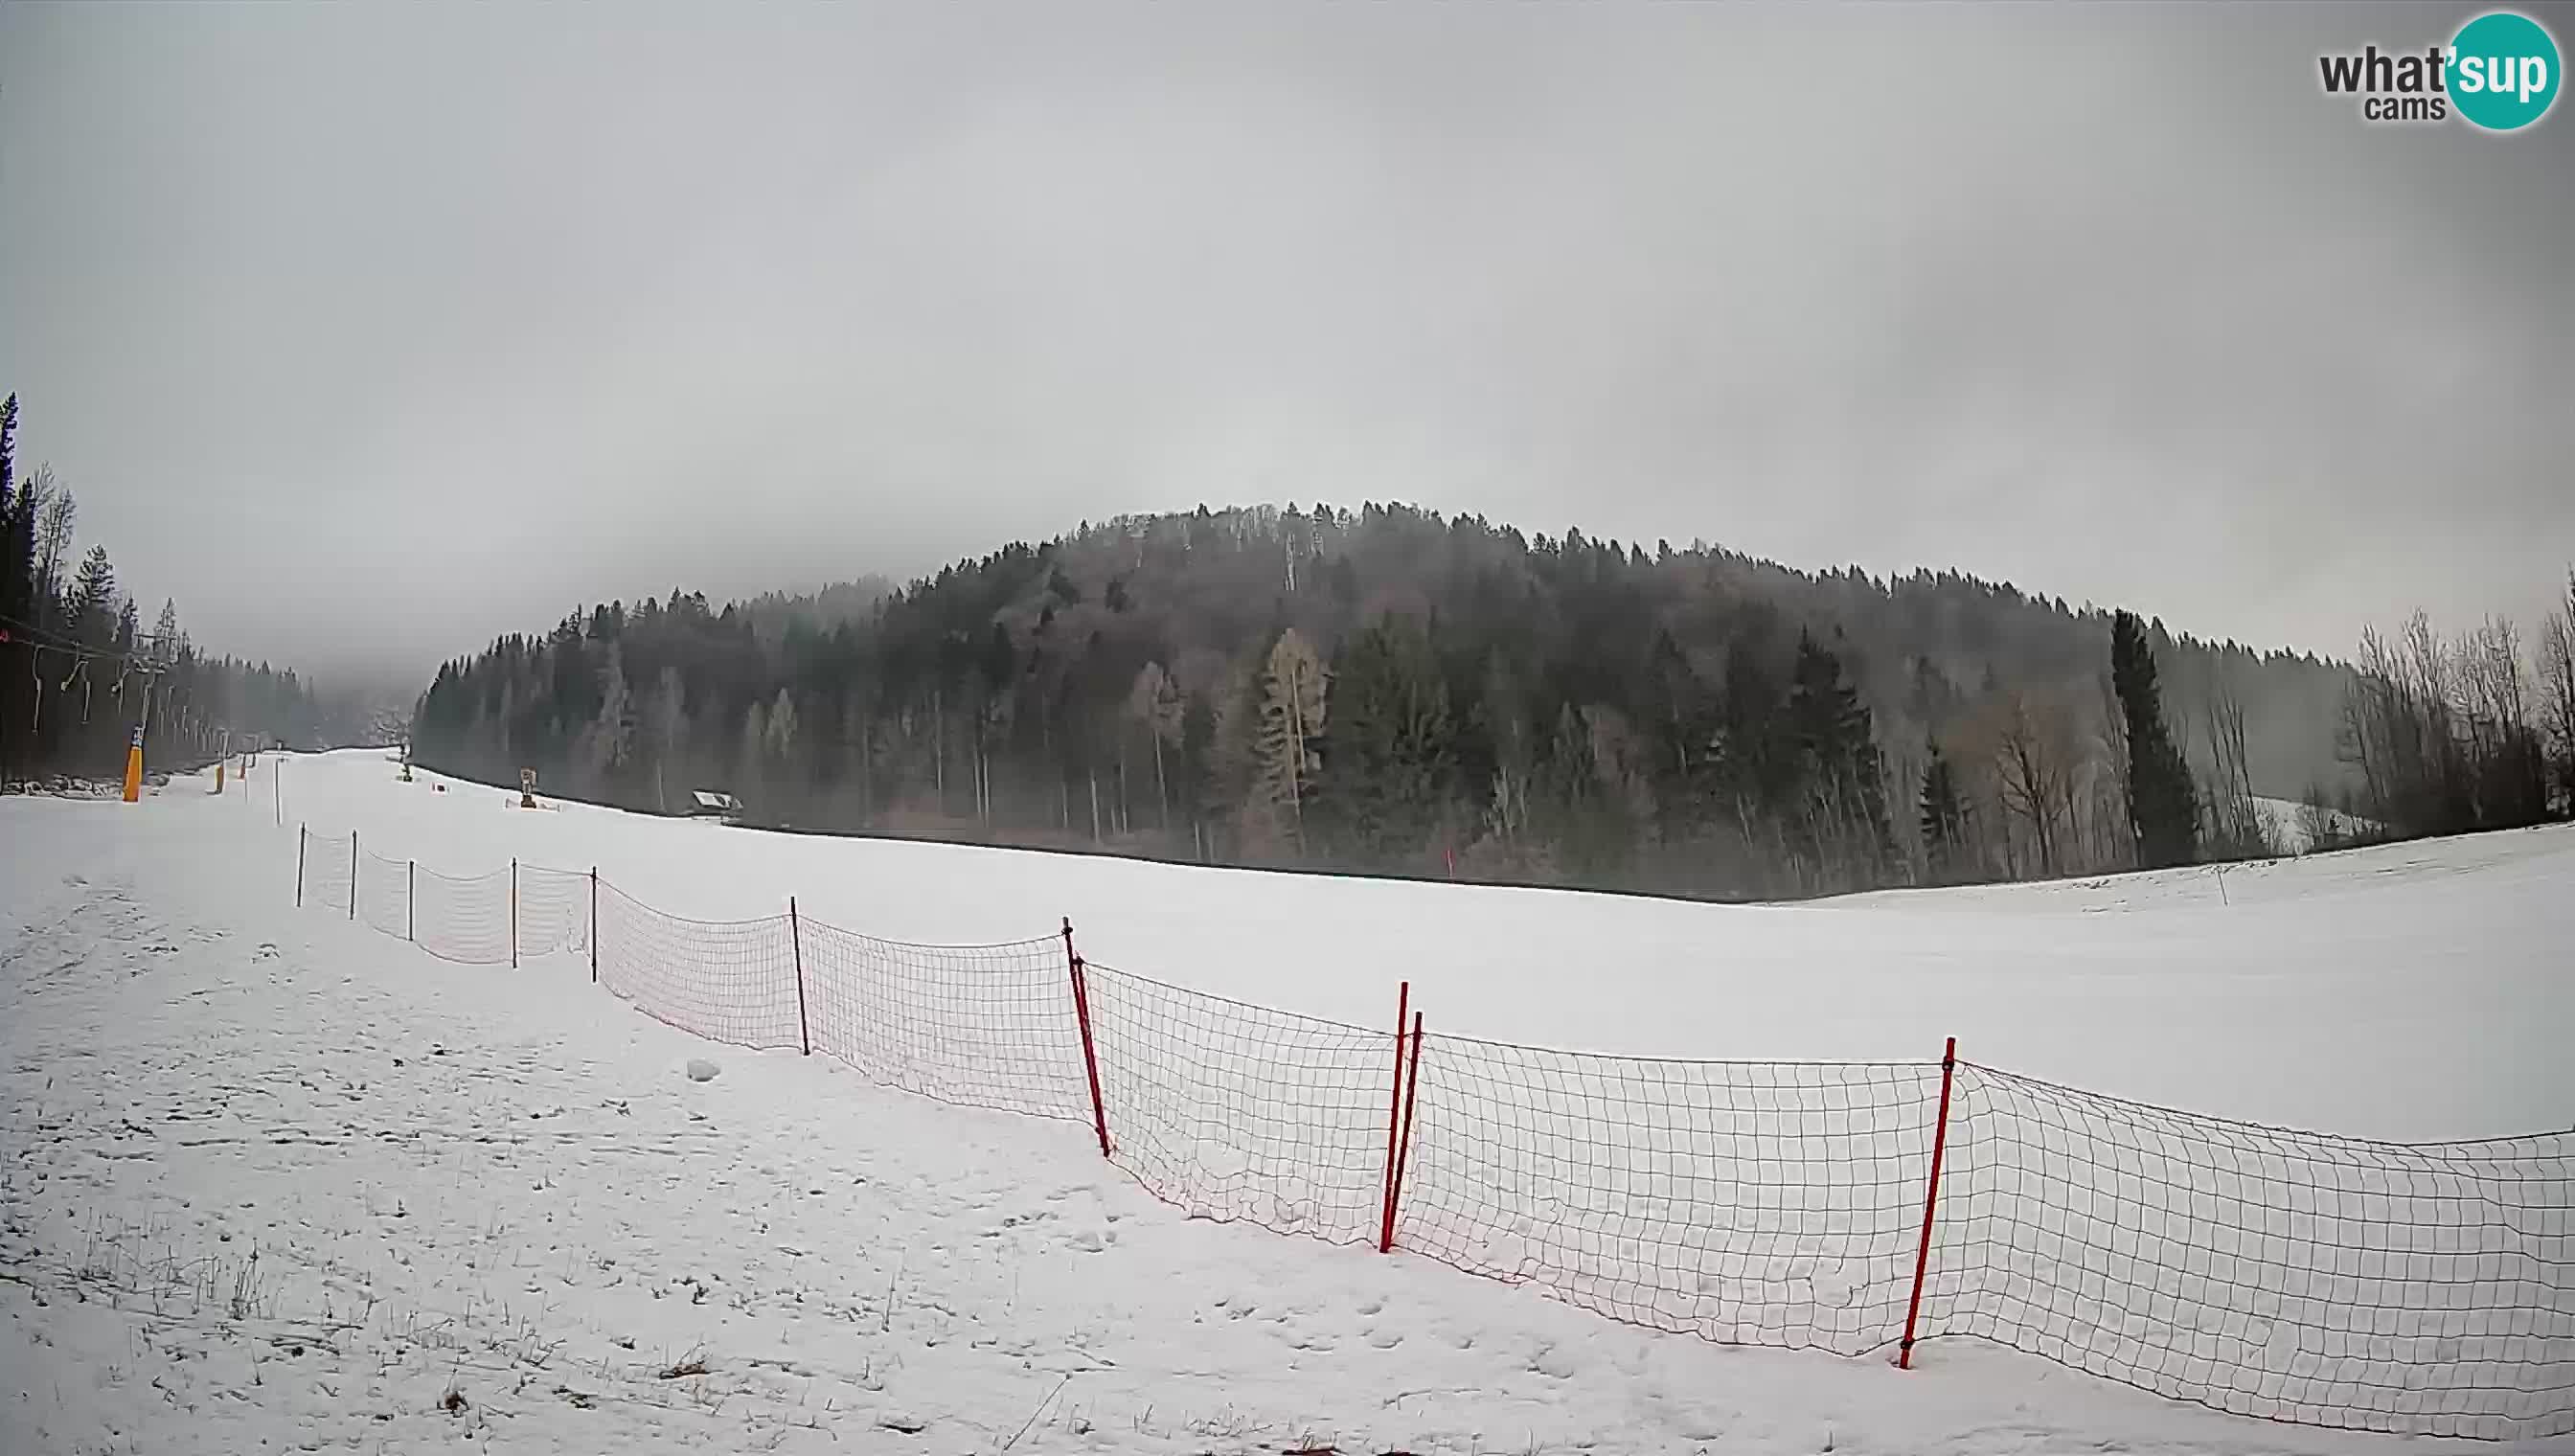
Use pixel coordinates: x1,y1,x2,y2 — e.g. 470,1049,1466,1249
2094,671,2132,868
2539,571,2575,813
2199,663,2264,857
2455,615,2546,826
2341,603,2559,839
1990,689,2075,877
1128,661,1183,831
32,469,75,611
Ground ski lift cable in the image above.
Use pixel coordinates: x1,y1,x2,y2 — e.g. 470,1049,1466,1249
0,612,184,672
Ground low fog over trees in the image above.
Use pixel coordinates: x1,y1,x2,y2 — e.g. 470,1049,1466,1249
0,394,364,785
411,503,2574,899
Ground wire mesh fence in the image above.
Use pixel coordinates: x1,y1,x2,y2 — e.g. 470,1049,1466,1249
297,828,353,917
801,920,1089,1122
518,865,590,962
356,851,408,940
1922,1064,2574,1439
595,883,802,1051
1400,1039,1943,1354
1084,962,1398,1248
413,865,513,965
285,823,2573,1442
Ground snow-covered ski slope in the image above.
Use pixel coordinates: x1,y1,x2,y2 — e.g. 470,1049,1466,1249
5,749,2570,1454
277,750,2566,1140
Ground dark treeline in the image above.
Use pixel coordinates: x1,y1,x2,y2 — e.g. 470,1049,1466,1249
0,394,362,785
408,503,2575,899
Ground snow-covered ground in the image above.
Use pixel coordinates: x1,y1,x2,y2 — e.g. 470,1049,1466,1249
242,752,2574,1140
5,750,2570,1454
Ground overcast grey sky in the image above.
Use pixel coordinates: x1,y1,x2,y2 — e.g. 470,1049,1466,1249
1,2,2567,686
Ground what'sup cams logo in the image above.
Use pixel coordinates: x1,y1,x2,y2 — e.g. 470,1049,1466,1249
2318,9,2561,130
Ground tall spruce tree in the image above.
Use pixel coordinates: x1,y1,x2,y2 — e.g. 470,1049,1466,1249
1919,739,1966,881
1313,615,1454,865
1786,631,1894,885
151,600,181,662
2111,609,2198,867
69,546,117,644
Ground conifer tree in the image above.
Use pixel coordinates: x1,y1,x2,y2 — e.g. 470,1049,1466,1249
1919,739,1966,881
2112,609,2199,867
69,546,117,644
1787,632,1894,884
152,600,181,663
1313,615,1454,864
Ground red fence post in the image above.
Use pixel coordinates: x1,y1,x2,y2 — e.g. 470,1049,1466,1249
407,859,416,943
1063,918,1111,1158
588,868,599,983
1378,981,1410,1253
1382,1010,1425,1254
789,896,810,1056
510,857,518,968
1900,1035,1959,1370
295,825,306,907
348,830,357,921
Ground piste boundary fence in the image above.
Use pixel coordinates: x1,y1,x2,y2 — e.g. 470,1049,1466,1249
290,823,2573,1441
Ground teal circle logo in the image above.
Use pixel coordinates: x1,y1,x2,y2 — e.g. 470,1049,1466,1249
2450,11,2561,131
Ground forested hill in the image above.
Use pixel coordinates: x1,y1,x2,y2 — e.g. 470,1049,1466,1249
412,503,2363,898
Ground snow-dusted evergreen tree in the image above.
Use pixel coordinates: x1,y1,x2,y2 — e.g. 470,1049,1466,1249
1252,628,1327,854
1128,661,1183,830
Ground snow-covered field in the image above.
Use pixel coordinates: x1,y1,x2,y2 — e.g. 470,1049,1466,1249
243,753,2574,1140
5,749,2571,1454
